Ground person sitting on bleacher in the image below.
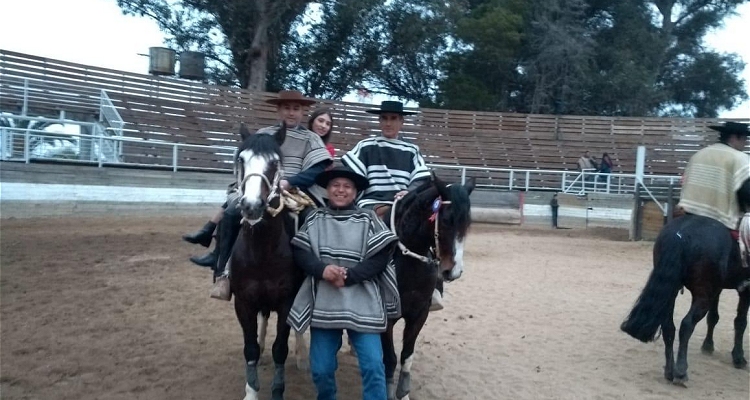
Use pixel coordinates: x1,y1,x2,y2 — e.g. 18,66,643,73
577,150,598,182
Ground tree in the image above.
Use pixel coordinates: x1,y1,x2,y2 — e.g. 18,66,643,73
432,0,529,111
117,0,311,91
520,0,595,115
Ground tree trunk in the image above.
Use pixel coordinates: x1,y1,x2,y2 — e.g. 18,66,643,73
245,0,270,92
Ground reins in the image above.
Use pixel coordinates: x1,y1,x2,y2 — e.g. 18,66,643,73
237,169,284,225
236,167,318,228
390,195,451,265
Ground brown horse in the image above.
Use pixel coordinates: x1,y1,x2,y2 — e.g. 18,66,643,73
621,214,750,386
382,175,474,400
228,124,306,400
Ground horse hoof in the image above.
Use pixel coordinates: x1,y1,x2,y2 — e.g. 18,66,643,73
664,370,673,382
672,375,688,387
700,343,714,354
732,356,748,369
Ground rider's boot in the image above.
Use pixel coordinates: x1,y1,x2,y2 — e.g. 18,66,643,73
182,221,217,247
209,213,241,301
189,246,218,268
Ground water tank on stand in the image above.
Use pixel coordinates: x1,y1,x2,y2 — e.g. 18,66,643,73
178,51,206,81
148,47,176,76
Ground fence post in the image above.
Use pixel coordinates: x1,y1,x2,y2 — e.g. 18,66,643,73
561,172,566,192
98,136,104,167
22,79,29,116
173,145,178,172
667,180,675,224
460,167,466,185
524,171,530,191
509,170,514,190
23,128,30,163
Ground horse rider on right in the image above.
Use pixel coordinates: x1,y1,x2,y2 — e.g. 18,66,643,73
678,121,750,237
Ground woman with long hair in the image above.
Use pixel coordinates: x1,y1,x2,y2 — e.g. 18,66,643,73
308,108,335,157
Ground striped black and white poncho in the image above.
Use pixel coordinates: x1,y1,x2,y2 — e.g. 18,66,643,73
342,136,431,208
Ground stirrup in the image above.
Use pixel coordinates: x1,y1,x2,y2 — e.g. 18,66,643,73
210,276,232,301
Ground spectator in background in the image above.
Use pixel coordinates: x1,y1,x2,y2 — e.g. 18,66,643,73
577,150,598,171
599,152,613,174
550,193,559,229
577,150,598,182
597,152,614,182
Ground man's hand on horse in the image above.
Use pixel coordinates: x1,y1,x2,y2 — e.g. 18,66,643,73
323,265,347,287
394,190,409,200
280,179,291,191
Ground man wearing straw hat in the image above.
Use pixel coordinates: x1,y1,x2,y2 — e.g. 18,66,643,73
341,100,449,311
185,89,333,300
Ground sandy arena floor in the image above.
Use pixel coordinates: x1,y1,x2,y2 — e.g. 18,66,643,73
1,216,748,400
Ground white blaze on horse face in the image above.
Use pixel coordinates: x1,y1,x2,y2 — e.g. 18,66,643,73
448,238,465,280
239,149,279,209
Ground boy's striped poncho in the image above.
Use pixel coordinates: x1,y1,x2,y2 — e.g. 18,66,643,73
287,207,401,334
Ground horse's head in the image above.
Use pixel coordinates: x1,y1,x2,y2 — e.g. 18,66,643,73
235,123,285,223
399,173,474,282
433,174,474,281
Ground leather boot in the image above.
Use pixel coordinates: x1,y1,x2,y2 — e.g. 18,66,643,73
189,246,218,268
214,213,242,278
182,221,217,248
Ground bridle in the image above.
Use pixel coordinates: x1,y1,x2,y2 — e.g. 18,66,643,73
390,195,451,266
236,165,285,225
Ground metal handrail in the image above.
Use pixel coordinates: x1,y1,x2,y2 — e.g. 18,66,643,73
0,124,682,194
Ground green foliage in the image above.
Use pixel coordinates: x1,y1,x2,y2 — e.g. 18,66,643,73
115,0,748,117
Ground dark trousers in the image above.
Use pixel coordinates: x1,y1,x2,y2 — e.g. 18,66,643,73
551,207,559,228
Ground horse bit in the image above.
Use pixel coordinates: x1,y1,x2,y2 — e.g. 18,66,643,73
390,196,451,268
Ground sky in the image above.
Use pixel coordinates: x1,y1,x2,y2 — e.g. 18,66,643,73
0,0,748,118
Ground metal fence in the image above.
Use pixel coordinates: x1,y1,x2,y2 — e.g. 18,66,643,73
0,122,682,198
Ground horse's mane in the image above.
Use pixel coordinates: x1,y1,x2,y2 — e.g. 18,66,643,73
237,131,283,162
447,184,472,239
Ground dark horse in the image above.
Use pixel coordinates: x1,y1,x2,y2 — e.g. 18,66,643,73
228,124,306,400
621,214,750,386
381,174,474,400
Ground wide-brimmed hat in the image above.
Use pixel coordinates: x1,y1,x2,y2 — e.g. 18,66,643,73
709,121,750,137
315,165,369,192
265,90,317,106
365,101,416,116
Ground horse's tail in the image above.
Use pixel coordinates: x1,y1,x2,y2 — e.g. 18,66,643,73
620,233,685,343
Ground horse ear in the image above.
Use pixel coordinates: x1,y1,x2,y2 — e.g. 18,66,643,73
275,122,287,146
239,124,251,140
431,172,451,198
464,177,476,194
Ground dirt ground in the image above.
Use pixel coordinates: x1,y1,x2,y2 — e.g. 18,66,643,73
1,216,748,400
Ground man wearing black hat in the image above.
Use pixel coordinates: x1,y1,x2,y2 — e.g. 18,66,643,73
342,100,447,311
342,101,431,210
288,165,399,400
678,122,750,232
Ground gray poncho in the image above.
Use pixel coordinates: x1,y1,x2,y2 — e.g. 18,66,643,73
287,207,401,333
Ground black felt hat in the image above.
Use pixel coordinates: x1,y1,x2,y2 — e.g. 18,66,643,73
365,101,416,115
709,121,750,137
315,165,369,192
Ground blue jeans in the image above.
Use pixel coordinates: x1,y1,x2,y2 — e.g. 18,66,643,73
310,328,386,400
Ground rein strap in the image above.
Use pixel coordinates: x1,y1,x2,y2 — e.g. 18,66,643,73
390,195,451,265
